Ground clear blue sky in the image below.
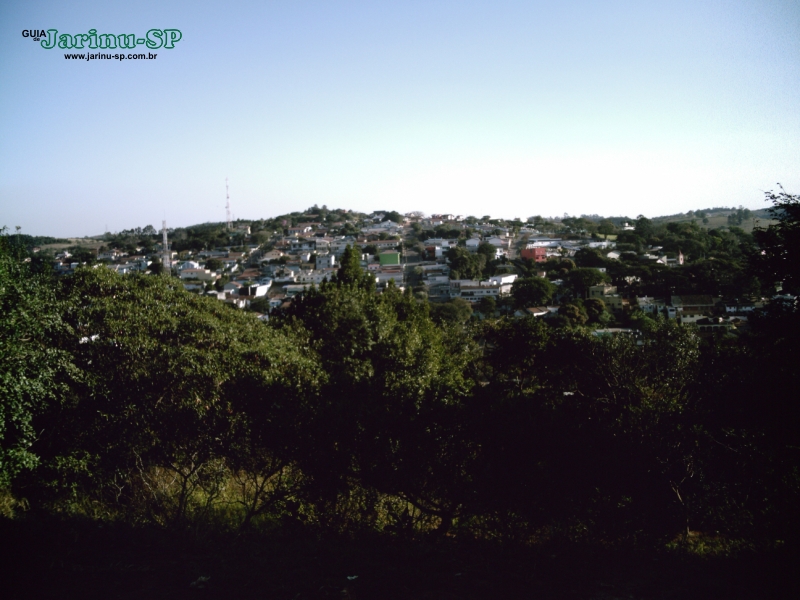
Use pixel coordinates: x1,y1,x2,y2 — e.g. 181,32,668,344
1,0,798,237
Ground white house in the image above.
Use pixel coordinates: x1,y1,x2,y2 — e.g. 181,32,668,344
179,268,218,282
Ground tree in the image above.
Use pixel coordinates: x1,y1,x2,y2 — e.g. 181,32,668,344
276,278,477,529
598,219,617,236
557,302,588,326
0,232,71,487
446,247,486,281
477,296,497,316
476,242,497,265
383,210,404,224
751,186,800,293
69,246,97,264
584,298,609,324
635,215,653,240
511,277,556,309
562,267,610,298
34,267,317,525
148,257,164,275
205,258,223,271
336,245,373,289
574,248,607,268
429,298,473,324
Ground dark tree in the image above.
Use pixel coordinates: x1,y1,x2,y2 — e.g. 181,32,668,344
511,277,556,309
752,186,800,294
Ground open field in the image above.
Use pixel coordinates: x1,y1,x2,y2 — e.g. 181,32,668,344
652,210,776,233
38,237,105,252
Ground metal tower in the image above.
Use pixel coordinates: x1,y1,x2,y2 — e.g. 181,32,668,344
161,220,171,271
225,177,232,230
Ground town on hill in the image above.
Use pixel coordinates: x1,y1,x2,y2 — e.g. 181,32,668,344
22,203,776,333
2,191,798,598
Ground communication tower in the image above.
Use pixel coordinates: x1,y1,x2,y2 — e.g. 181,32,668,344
225,177,232,230
161,220,171,270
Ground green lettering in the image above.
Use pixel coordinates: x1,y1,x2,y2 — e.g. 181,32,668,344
40,29,57,49
163,29,182,49
98,34,116,49
145,29,163,49
57,34,73,49
118,34,135,49
87,29,98,49
73,33,89,48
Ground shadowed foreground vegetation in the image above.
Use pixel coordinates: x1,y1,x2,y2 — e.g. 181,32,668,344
2,513,799,599
1,190,800,597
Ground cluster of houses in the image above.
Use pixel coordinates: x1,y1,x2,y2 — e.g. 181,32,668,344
633,294,756,334
52,248,155,275
45,211,783,334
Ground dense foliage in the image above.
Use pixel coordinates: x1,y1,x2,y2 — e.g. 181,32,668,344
1,192,798,551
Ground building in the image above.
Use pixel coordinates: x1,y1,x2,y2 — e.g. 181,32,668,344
379,250,401,266
670,295,716,316
521,246,548,262
316,253,336,269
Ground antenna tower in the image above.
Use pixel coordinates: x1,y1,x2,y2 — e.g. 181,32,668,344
161,220,171,271
225,177,232,230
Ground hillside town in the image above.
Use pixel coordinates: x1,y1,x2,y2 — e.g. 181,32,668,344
32,204,783,337
4,186,799,600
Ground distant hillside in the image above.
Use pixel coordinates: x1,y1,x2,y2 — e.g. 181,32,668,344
650,207,774,233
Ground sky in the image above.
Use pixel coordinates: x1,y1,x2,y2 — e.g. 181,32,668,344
1,0,799,237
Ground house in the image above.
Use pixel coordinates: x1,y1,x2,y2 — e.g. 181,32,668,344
178,260,201,271
689,316,745,334
589,284,626,313
295,269,336,284
289,239,316,253
524,306,550,317
197,250,228,259
637,296,677,319
98,249,124,261
521,246,548,262
330,237,358,255
587,241,615,249
487,274,517,295
109,264,138,275
267,295,286,310
527,238,563,248
315,237,333,252
259,250,284,262
374,269,404,285
316,253,336,269
223,294,248,309
179,268,218,282
723,301,755,314
237,283,270,297
453,281,501,303
288,225,312,236
670,295,716,316
220,257,239,270
236,268,262,281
